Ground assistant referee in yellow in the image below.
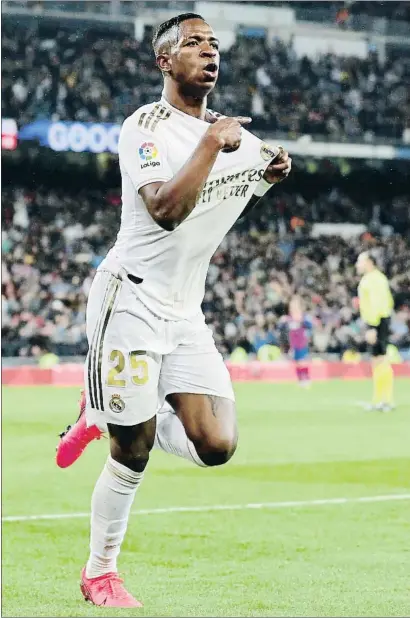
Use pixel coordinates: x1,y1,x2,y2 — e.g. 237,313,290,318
356,252,395,411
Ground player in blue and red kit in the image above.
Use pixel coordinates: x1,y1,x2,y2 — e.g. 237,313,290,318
281,296,312,386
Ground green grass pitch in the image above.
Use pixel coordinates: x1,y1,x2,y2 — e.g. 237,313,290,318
2,380,410,617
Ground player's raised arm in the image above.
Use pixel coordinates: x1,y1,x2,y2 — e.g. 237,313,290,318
137,116,251,231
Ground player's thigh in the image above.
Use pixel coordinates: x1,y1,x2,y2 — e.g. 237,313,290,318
160,320,237,447
369,324,388,358
84,273,161,429
377,318,390,355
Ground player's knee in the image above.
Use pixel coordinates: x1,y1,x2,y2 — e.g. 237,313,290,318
110,445,150,473
109,432,151,472
108,419,155,473
194,431,238,467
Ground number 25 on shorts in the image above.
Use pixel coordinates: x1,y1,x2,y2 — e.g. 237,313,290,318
107,350,149,387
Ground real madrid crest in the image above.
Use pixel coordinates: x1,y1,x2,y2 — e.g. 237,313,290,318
109,393,125,413
260,142,277,162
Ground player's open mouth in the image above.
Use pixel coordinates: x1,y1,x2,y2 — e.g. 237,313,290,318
203,63,218,79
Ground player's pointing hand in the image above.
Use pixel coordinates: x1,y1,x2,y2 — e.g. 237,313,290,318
204,116,252,153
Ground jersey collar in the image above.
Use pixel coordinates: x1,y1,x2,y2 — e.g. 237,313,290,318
160,95,208,124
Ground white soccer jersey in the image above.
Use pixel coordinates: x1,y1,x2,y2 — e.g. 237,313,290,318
101,96,277,320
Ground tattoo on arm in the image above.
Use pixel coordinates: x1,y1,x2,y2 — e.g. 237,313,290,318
207,395,219,418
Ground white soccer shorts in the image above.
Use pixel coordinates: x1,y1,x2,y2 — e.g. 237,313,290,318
84,269,235,429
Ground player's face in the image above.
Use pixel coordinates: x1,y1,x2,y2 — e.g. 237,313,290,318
169,19,220,96
290,296,301,312
290,297,302,319
356,256,366,275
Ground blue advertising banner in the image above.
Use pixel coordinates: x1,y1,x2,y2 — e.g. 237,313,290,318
12,118,410,160
18,120,120,154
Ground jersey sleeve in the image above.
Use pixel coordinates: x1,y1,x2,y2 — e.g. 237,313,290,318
118,116,173,193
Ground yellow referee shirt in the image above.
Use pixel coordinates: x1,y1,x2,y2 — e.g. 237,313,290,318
358,269,394,327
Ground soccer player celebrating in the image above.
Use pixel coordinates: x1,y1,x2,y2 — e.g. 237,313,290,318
57,13,291,607
356,251,395,411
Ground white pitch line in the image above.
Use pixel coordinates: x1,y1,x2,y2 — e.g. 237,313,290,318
3,493,410,523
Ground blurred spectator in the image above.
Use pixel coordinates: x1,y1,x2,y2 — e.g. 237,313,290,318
13,0,410,23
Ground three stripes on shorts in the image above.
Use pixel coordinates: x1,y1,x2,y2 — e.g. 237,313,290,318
87,275,121,411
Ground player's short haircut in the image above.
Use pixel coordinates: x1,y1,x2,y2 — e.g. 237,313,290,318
358,251,377,266
152,13,205,57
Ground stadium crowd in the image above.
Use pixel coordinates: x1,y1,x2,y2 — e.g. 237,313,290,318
2,20,410,141
2,186,410,360
6,0,410,21
2,7,410,361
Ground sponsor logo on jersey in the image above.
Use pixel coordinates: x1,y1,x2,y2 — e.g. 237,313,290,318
199,168,264,205
109,394,125,413
260,142,277,161
139,141,160,169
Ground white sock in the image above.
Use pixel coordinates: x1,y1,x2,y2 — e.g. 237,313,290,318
154,402,206,467
86,456,144,579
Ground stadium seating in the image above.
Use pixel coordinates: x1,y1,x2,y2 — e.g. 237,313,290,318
2,185,409,359
2,12,409,360
2,20,410,140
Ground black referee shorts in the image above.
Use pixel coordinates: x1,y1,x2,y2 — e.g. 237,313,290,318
368,317,390,357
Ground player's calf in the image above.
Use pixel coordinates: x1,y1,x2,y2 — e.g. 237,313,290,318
85,418,156,589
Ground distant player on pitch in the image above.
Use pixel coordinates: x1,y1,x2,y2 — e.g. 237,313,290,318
280,295,312,386
356,251,394,411
56,13,291,606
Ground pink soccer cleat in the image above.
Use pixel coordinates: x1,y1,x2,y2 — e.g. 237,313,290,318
80,568,143,608
56,390,103,468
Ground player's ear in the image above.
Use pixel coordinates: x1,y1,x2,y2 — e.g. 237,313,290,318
157,53,171,74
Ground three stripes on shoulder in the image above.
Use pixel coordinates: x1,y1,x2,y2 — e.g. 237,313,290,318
138,104,171,132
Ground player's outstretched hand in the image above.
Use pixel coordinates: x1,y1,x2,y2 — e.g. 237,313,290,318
205,116,252,153
263,146,292,184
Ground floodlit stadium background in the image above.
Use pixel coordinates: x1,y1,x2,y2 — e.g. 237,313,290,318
2,2,410,616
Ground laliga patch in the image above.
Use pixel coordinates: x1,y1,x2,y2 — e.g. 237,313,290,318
138,141,161,169
109,393,125,413
260,142,277,161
